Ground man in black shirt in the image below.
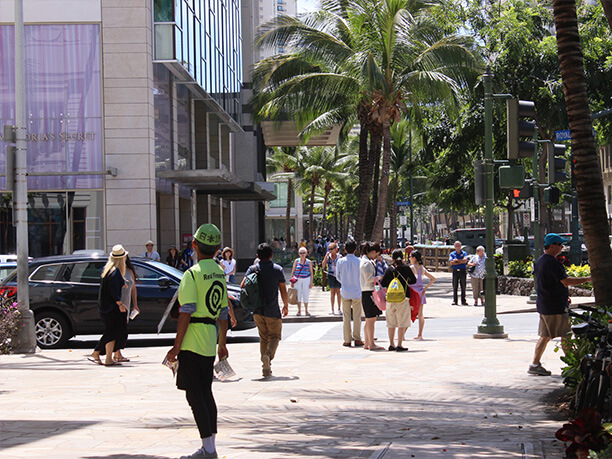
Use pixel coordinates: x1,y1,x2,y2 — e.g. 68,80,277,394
243,243,289,377
529,233,591,376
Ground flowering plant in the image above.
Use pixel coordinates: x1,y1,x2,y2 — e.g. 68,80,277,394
556,408,612,458
0,297,21,354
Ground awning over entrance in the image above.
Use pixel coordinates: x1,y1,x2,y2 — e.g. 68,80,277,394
156,169,276,201
260,121,341,147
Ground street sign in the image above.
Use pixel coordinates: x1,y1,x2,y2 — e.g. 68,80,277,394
384,217,390,228
399,216,407,225
396,200,411,206
555,129,571,141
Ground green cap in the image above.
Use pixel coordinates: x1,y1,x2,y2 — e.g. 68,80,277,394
194,223,221,246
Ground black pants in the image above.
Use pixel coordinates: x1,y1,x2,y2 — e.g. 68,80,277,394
113,311,128,352
177,350,217,438
452,269,467,304
94,308,124,354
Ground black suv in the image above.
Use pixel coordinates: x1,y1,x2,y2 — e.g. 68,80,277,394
0,255,254,349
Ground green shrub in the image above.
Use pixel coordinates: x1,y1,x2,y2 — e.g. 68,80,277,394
494,253,504,276
0,297,21,354
508,258,533,278
566,264,593,290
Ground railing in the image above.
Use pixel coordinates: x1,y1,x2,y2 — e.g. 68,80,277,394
414,244,454,272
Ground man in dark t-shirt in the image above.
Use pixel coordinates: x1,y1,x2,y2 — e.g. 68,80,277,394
243,243,288,377
529,233,591,376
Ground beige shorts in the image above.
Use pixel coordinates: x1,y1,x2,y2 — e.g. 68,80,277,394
538,313,571,339
386,299,412,328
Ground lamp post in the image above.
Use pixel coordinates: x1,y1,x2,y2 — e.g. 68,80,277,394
474,67,507,339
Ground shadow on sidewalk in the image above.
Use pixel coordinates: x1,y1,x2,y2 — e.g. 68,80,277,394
0,419,99,450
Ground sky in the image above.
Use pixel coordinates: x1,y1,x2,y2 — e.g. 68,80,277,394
297,0,320,13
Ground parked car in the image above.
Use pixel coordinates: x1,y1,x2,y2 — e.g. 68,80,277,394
0,262,16,282
0,255,254,349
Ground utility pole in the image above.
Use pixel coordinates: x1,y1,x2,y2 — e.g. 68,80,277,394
474,67,507,339
12,0,36,353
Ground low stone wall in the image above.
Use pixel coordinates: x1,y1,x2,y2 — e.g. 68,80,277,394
498,276,593,297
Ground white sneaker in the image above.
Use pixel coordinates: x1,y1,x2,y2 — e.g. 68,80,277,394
180,448,218,459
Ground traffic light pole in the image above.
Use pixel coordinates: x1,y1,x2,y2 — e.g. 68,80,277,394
475,68,507,339
12,0,36,353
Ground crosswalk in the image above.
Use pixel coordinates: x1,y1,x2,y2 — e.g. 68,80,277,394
284,322,339,342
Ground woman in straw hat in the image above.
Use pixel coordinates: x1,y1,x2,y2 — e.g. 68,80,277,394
89,245,129,366
220,247,236,283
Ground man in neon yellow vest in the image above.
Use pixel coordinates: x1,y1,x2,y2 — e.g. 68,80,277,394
166,223,228,459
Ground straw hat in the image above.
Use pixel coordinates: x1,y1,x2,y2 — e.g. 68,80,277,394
222,247,234,258
110,244,128,258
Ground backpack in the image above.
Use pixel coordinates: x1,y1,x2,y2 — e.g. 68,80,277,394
240,264,265,314
386,272,407,303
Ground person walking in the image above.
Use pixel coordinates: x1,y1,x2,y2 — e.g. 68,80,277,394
89,245,128,366
322,242,342,315
243,243,289,377
380,249,416,352
220,247,236,284
291,247,313,316
467,246,486,306
449,241,468,305
409,250,436,340
529,233,591,376
166,246,181,268
360,241,384,351
335,240,364,347
142,240,161,261
165,223,229,459
112,255,139,363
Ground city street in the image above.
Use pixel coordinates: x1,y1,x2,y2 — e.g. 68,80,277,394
0,273,583,458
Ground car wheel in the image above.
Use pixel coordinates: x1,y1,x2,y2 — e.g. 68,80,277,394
35,312,71,349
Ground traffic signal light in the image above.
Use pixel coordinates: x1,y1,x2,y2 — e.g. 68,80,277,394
513,182,532,199
544,186,561,205
507,99,537,160
3,125,16,192
547,143,568,184
474,160,485,206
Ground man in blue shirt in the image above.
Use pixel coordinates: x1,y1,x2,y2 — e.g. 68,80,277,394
335,240,364,347
449,241,468,305
529,233,591,376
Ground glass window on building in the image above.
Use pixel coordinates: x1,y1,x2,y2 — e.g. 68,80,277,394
270,182,294,208
154,64,173,171
154,0,174,22
176,84,192,170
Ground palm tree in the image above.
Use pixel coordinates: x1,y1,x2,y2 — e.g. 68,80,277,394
266,147,300,247
252,0,480,243
388,120,414,248
552,0,612,304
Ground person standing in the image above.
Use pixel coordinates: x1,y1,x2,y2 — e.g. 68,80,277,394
166,224,229,459
449,241,468,305
180,238,195,271
89,245,128,366
467,246,486,306
220,247,236,283
529,233,591,376
142,240,161,261
243,243,289,377
291,247,313,316
335,240,364,347
112,255,139,363
360,241,384,351
409,250,436,340
380,249,416,352
322,242,342,315
166,246,181,268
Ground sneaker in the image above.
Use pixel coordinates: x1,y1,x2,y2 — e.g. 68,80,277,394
262,355,271,376
461,302,469,306
388,345,397,351
180,448,218,459
451,302,458,305
396,346,408,352
528,363,552,376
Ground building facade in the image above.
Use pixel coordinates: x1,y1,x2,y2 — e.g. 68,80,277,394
0,0,271,266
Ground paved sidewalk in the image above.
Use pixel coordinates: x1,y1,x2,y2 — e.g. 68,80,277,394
0,273,589,458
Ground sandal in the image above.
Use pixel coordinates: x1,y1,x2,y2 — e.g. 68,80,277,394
104,361,122,366
114,357,130,362
87,357,102,365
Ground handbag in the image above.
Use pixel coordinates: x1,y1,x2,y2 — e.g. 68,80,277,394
467,265,476,274
372,278,386,311
409,287,421,322
290,260,308,285
287,287,298,305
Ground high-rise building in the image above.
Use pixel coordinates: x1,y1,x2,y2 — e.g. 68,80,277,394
0,0,272,266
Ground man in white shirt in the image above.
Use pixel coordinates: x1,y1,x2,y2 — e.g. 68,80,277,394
142,240,161,261
334,240,364,347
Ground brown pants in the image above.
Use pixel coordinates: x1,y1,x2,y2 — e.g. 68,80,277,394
254,314,283,363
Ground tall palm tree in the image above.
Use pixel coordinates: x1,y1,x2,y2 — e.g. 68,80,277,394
266,147,300,247
388,120,414,248
552,0,612,304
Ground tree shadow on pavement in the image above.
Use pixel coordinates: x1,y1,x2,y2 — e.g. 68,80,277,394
0,419,99,450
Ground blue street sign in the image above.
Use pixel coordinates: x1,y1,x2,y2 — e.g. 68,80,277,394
555,129,571,141
396,201,411,206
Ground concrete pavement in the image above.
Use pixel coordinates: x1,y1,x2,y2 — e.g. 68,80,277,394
0,273,591,458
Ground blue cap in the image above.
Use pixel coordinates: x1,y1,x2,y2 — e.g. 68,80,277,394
544,233,568,246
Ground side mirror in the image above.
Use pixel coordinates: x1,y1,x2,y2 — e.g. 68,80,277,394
158,277,172,289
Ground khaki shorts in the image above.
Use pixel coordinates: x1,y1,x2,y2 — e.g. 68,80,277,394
386,299,412,328
538,313,571,339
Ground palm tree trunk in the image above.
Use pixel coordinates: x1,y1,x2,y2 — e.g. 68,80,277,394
355,122,372,243
322,184,331,237
389,176,398,249
601,0,612,30
365,133,382,239
285,178,293,247
308,185,316,243
553,0,612,304
371,121,392,242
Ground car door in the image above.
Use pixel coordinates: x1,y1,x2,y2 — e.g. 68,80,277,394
55,261,105,333
132,262,179,333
